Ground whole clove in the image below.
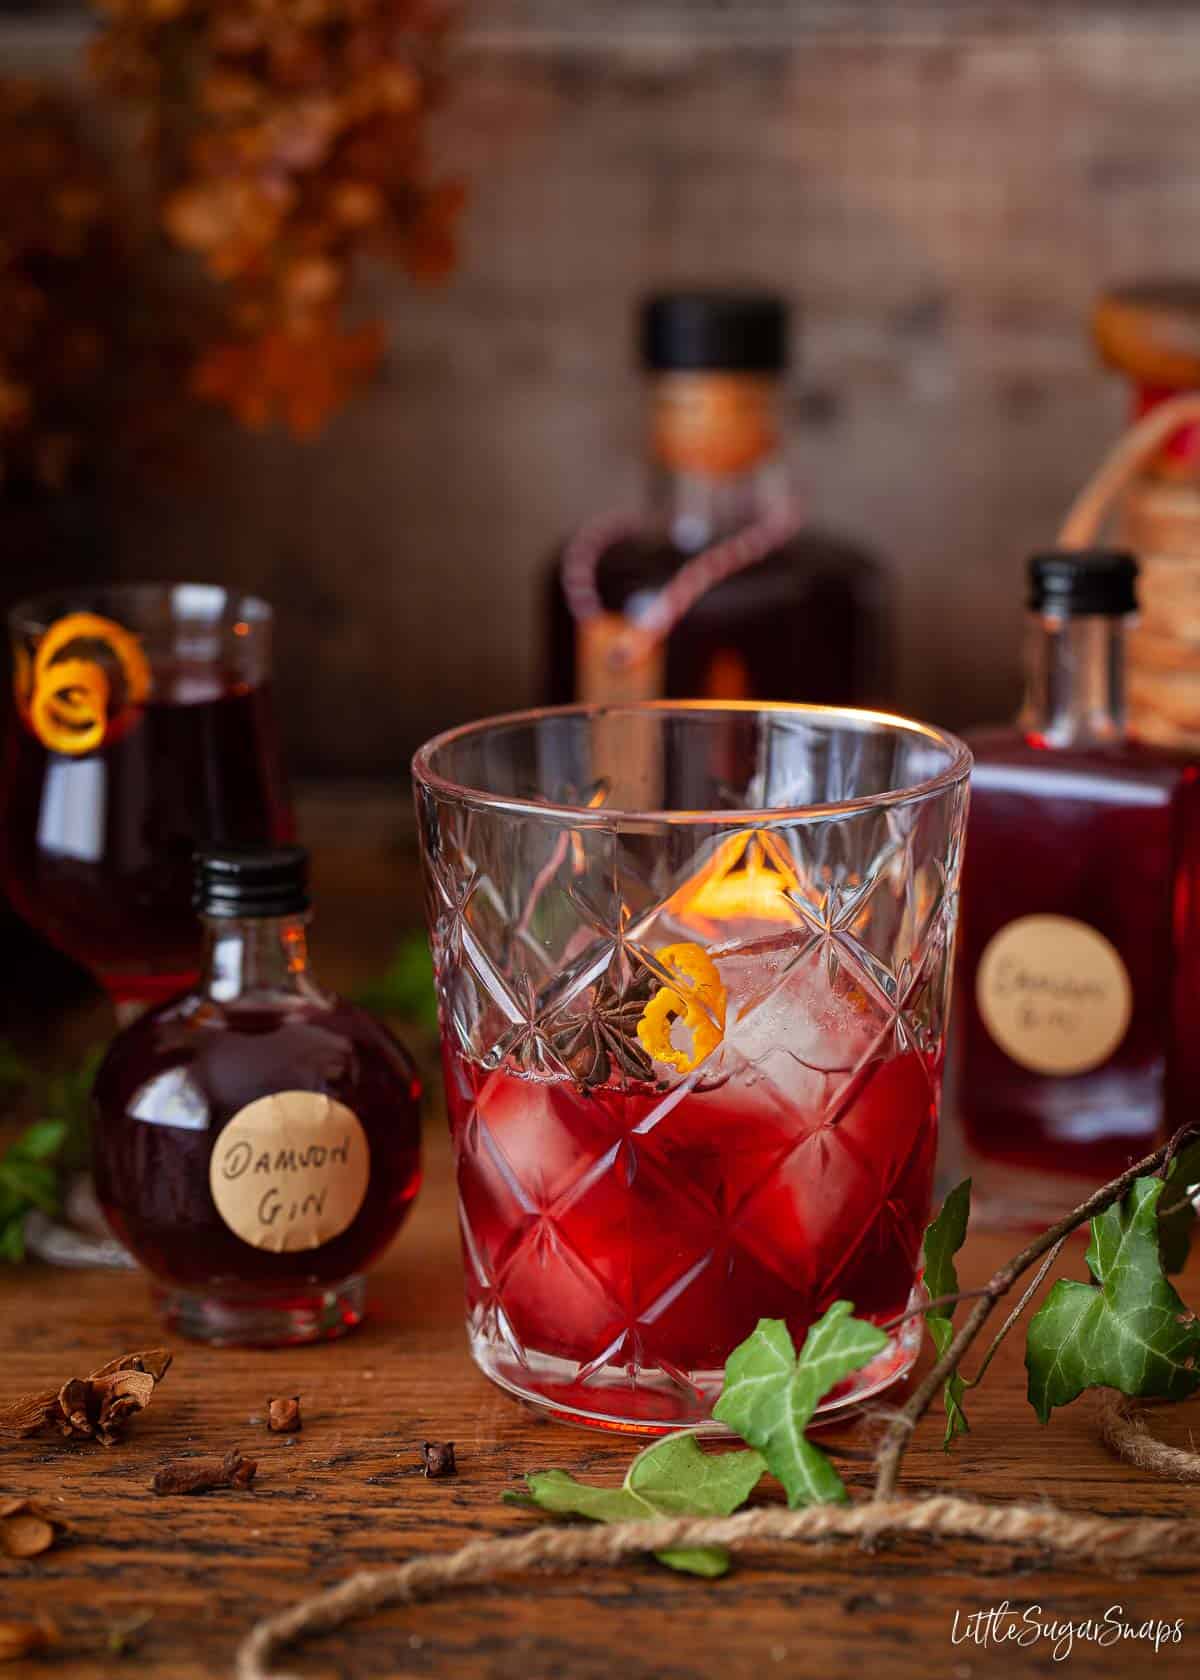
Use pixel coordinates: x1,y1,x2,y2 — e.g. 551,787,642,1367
421,1440,456,1478
267,1396,301,1434
151,1447,257,1496
0,1498,68,1560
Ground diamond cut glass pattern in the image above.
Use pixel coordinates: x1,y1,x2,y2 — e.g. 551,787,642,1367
414,704,971,1432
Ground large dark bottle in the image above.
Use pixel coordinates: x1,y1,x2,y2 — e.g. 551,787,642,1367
952,551,1200,1226
546,291,890,706
92,846,422,1345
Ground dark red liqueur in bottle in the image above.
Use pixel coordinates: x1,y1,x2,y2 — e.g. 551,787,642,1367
92,846,422,1344
546,291,889,707
952,551,1200,1225
548,529,886,707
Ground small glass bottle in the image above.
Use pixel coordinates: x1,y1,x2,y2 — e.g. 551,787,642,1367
546,290,890,706
952,550,1200,1225
92,846,422,1344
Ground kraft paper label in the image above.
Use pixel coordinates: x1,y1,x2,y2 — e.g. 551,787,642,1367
976,914,1133,1077
576,613,665,704
209,1093,370,1252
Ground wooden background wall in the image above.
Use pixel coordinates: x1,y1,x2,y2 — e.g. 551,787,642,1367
12,1,1200,776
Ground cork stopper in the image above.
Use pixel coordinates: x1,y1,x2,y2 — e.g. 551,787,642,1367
1093,281,1200,389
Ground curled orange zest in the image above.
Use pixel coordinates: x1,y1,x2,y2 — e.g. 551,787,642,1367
30,657,110,756
28,611,150,756
636,941,727,1074
34,612,150,704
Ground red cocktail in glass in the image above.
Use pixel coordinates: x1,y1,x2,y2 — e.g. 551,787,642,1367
2,585,292,1011
415,704,970,1431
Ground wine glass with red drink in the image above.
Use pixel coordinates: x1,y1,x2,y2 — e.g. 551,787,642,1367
1,583,294,1262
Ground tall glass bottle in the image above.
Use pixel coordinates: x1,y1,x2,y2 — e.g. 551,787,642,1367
546,291,889,706
952,551,1200,1225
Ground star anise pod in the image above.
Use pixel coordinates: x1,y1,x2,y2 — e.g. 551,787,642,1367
551,971,659,1090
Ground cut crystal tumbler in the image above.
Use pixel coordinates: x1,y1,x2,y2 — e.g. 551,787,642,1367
413,703,970,1431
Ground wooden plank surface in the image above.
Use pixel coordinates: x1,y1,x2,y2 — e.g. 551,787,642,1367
2,839,1199,1678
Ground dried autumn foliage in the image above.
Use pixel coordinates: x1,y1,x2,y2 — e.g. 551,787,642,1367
0,83,130,489
90,0,465,436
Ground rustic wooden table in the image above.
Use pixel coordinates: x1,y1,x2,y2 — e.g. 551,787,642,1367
2,825,1198,1677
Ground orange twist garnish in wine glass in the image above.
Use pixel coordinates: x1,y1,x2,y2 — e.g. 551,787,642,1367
30,658,111,756
28,611,151,756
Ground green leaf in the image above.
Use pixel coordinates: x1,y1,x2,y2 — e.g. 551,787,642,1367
0,1041,32,1103
1026,1177,1200,1423
0,1217,25,1264
0,1158,58,1214
922,1178,972,1447
712,1305,887,1508
507,1432,765,1576
9,1119,68,1164
355,935,439,1032
1159,1141,1200,1275
43,1046,104,1172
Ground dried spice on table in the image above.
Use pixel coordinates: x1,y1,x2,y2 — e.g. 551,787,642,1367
267,1396,302,1434
152,1447,257,1495
0,1349,171,1446
421,1440,456,1478
0,1499,68,1559
0,1617,58,1663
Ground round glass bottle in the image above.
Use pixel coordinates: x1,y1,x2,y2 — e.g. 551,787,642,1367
92,846,422,1344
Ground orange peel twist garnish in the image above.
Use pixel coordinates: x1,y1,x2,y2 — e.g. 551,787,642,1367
636,941,727,1074
30,658,110,756
26,611,150,756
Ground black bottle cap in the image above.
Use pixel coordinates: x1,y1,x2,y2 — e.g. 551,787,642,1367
1028,549,1139,617
194,845,310,919
640,291,789,373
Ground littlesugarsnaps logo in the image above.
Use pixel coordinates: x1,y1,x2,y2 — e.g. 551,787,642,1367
950,1603,1182,1661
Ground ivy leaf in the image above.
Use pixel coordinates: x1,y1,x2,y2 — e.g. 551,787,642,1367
1026,1177,1200,1423
43,1047,104,1173
1159,1140,1200,1275
355,935,439,1033
922,1178,972,1447
0,1158,58,1214
712,1304,887,1508
505,1432,764,1576
7,1120,68,1164
0,1218,25,1264
0,1042,32,1105
0,1046,103,1261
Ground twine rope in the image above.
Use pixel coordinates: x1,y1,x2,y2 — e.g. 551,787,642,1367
559,504,804,671
1059,391,1200,548
1097,1391,1200,1483
235,1493,1200,1680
